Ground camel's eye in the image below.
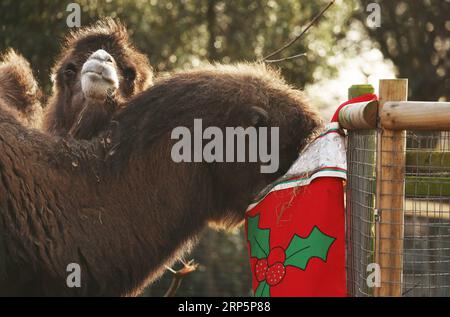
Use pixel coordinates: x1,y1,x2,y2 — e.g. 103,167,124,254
123,67,136,82
63,63,77,80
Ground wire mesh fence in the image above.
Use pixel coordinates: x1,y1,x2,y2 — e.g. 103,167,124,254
403,131,450,296
346,130,377,296
346,130,450,296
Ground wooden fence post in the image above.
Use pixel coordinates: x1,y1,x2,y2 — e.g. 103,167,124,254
374,79,408,297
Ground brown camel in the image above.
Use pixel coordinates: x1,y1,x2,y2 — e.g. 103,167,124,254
0,63,321,296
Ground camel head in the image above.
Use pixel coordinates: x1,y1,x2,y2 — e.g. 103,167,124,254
45,18,153,138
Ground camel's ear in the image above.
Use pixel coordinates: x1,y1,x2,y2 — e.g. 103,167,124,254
249,106,269,126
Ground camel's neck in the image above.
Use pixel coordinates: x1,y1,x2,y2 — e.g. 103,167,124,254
67,150,210,295
0,116,211,295
0,101,238,296
68,95,120,140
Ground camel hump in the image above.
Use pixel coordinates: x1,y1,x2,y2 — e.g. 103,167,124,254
0,49,43,128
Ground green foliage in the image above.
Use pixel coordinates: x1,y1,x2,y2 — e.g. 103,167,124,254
354,0,449,101
0,0,344,95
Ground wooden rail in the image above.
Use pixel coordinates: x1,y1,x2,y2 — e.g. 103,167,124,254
339,100,450,131
338,100,378,129
380,101,450,130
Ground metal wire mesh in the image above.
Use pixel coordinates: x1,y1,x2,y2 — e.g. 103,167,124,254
346,130,377,296
403,131,450,296
346,130,450,297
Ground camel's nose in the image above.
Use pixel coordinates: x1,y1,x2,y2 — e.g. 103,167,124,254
89,49,115,64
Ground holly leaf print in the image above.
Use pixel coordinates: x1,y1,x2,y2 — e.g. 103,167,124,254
255,281,270,297
284,226,335,270
247,215,270,259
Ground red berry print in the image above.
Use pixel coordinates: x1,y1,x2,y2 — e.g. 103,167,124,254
267,247,286,266
248,215,337,296
266,262,286,286
255,259,268,282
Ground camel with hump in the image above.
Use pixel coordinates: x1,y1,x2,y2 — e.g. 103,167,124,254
0,19,322,296
0,19,153,140
0,62,321,296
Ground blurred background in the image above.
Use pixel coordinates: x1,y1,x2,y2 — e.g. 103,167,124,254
0,0,448,296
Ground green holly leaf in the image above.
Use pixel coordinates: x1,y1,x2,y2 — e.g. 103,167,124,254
255,281,270,297
247,215,270,259
284,226,335,270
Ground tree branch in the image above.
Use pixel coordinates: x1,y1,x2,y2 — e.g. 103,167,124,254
262,0,336,61
163,260,199,297
264,53,307,63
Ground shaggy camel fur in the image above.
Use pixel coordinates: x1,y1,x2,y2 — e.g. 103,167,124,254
0,63,321,296
0,49,42,129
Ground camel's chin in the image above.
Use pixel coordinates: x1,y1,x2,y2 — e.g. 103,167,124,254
81,74,117,100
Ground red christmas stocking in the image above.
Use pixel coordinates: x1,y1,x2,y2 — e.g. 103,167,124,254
245,93,377,297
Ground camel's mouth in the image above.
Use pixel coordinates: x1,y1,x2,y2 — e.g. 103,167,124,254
81,55,119,100
81,64,119,87
82,70,116,85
